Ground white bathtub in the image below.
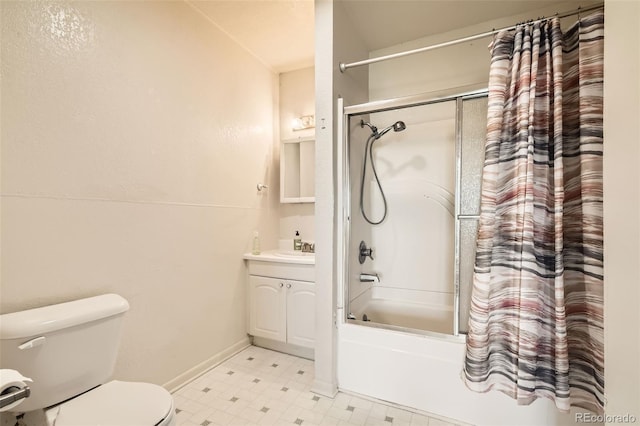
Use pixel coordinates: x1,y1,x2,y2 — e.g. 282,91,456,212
348,286,454,335
339,287,590,426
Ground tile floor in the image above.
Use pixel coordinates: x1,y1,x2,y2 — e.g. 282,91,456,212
172,346,463,426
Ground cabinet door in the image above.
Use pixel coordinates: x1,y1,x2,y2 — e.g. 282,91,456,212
286,280,316,348
249,276,286,342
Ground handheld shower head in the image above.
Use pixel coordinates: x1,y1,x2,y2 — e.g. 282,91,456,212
376,121,406,139
358,119,406,225
361,120,406,139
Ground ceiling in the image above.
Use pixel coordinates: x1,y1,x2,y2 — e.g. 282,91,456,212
188,0,315,73
188,0,596,74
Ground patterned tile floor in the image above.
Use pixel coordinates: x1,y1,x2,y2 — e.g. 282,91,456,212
172,345,463,426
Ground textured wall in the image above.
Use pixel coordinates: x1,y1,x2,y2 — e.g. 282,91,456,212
0,0,279,386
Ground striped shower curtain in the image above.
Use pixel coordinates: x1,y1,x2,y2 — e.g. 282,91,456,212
462,12,604,414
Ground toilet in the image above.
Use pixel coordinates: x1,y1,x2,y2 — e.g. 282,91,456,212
0,294,176,426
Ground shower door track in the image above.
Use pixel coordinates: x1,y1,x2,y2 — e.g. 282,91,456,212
339,87,488,337
343,86,487,115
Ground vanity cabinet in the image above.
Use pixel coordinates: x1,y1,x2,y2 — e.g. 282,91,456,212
281,136,315,203
249,276,315,348
245,258,316,354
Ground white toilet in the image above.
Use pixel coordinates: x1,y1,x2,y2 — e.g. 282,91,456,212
0,294,176,426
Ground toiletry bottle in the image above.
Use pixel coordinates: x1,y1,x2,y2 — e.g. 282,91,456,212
294,231,302,251
252,231,261,255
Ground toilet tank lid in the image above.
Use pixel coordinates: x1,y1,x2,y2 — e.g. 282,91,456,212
0,294,130,339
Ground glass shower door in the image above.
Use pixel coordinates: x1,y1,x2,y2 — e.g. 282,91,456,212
455,95,488,334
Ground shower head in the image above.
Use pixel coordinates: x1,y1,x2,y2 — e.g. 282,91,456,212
375,121,406,139
361,120,406,139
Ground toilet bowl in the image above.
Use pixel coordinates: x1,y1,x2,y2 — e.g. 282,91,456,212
0,294,176,425
44,381,176,426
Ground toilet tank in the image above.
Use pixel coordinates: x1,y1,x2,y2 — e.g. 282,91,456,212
0,294,130,413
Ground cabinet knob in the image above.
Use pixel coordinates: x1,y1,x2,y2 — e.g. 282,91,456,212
279,282,284,288
286,283,292,289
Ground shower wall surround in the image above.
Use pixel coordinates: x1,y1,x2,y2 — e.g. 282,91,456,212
0,1,280,387
364,102,456,299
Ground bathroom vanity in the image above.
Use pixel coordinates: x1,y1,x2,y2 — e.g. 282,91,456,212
243,251,315,359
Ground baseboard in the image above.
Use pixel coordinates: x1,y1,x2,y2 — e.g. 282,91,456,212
252,336,314,360
311,379,338,398
164,337,251,393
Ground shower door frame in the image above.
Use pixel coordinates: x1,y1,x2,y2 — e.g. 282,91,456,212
337,87,488,338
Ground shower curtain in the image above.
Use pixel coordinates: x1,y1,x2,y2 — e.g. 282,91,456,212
462,11,604,414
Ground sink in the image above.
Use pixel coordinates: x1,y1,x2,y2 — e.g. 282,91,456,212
244,249,315,264
272,250,314,257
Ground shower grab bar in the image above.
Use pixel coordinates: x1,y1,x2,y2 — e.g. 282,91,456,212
457,214,480,219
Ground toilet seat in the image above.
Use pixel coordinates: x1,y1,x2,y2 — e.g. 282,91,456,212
45,380,175,426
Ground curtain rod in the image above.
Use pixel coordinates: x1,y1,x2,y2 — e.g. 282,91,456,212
339,3,604,72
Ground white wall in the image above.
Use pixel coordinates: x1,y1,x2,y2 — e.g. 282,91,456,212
313,0,336,397
0,0,280,388
313,0,370,397
279,67,315,244
603,0,640,421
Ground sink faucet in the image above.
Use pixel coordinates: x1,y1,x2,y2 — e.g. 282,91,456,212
301,242,315,253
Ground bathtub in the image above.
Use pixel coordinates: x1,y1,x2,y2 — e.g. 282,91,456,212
338,287,587,426
348,286,453,335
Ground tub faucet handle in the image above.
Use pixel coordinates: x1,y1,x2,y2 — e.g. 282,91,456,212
359,241,374,264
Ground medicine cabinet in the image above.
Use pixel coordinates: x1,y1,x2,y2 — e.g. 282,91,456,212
280,136,315,203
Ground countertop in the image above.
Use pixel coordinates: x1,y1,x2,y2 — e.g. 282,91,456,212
243,250,315,265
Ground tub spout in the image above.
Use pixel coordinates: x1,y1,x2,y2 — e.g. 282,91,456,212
359,273,379,283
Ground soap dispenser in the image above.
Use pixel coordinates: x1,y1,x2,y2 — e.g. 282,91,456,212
294,231,302,251
252,231,261,255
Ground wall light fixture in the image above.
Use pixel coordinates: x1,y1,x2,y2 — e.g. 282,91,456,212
291,115,315,131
